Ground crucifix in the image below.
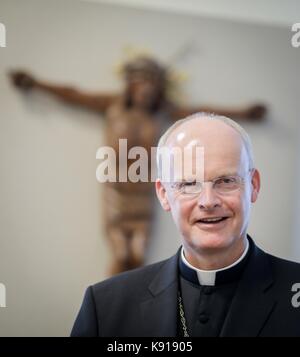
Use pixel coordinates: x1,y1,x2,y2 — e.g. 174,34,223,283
9,56,266,275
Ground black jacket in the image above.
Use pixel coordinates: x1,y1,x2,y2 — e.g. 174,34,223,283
71,241,300,336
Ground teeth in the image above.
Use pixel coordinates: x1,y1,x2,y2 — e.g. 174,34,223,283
200,217,224,222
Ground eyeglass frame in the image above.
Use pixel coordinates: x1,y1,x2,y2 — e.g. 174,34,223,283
168,168,255,196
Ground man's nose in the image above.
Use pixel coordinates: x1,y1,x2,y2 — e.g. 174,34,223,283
197,182,222,210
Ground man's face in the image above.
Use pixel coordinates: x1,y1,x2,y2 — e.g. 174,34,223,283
156,119,260,257
128,75,160,110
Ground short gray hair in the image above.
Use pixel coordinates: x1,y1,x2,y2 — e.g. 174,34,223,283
156,112,254,178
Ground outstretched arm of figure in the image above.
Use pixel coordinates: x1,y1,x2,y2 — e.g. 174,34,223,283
170,103,267,122
9,70,116,114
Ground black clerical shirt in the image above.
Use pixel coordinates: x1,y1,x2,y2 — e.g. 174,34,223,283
178,238,252,337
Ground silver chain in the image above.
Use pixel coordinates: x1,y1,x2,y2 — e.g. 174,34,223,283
178,292,190,337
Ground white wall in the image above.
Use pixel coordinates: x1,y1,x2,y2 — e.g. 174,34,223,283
91,0,300,28
0,0,299,336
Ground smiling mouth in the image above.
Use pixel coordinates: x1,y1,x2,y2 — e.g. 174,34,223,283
197,217,229,224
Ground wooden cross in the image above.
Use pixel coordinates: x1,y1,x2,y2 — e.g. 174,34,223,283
9,56,266,276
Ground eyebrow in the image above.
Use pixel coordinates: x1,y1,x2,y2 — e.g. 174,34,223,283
213,172,238,178
178,172,238,182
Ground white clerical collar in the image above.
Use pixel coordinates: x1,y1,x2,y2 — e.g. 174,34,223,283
181,238,249,286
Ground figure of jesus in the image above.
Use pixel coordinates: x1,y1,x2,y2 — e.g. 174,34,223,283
9,57,266,275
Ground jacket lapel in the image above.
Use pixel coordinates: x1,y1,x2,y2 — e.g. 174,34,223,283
139,252,180,337
220,242,276,336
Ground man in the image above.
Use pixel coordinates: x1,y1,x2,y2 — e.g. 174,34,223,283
71,113,300,337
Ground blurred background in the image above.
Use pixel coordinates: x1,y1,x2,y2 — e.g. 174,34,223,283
0,0,300,336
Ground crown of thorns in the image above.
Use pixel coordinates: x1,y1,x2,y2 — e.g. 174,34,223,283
122,56,167,82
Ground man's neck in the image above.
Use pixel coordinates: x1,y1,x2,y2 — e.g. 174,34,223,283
183,237,248,271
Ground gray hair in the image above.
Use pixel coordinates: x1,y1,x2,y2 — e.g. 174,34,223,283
156,112,254,178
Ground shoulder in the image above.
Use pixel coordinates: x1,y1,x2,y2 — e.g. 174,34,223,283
254,243,300,291
91,257,172,297
249,237,300,281
266,252,300,280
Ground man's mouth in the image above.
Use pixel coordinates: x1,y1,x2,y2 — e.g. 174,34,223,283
196,216,229,224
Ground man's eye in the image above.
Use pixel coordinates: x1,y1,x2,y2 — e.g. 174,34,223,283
183,181,196,187
217,177,236,184
175,181,195,190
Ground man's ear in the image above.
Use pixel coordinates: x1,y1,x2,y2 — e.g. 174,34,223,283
155,179,171,211
251,169,261,203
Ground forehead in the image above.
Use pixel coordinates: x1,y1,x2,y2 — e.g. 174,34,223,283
166,118,248,177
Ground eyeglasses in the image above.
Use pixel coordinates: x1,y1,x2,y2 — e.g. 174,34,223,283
170,174,249,195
